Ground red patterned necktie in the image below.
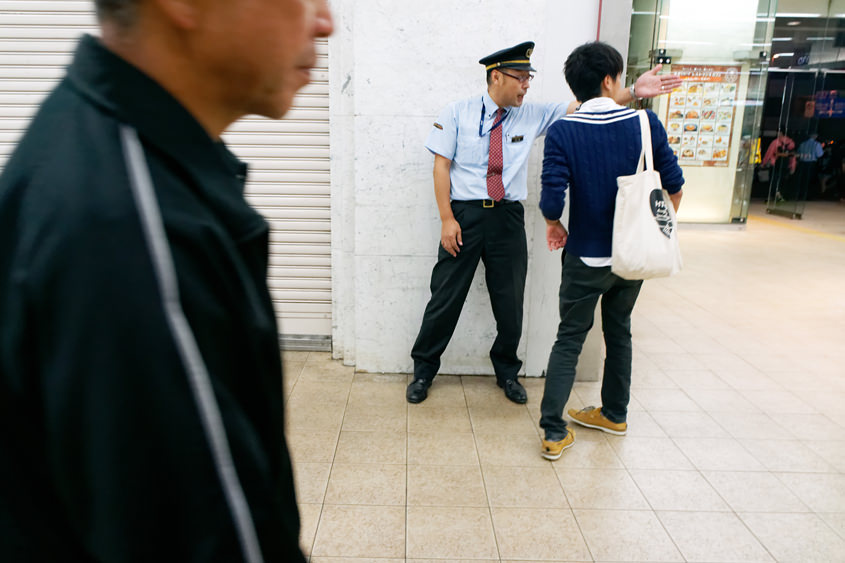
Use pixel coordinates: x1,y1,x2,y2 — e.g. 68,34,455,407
486,108,505,201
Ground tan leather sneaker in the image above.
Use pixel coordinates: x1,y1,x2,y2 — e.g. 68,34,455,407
541,429,576,461
568,406,627,435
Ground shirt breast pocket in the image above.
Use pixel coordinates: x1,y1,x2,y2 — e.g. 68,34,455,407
456,131,485,163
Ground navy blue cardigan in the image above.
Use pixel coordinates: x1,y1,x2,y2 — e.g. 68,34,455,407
540,105,684,258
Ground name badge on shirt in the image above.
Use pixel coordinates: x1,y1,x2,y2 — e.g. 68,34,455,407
510,135,524,143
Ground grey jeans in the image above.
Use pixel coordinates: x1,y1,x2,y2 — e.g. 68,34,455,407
539,253,643,441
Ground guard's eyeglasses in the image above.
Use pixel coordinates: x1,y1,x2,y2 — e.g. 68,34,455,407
497,70,534,84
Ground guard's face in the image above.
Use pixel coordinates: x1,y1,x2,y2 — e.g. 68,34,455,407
495,69,531,107
198,0,333,120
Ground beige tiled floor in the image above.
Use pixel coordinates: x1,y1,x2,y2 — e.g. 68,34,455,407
285,202,845,562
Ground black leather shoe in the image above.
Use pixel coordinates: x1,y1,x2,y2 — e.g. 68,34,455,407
498,378,527,404
406,378,431,404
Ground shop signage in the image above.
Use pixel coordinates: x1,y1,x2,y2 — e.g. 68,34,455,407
664,64,740,167
814,90,845,118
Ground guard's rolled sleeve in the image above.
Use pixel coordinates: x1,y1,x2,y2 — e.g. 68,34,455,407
424,104,457,159
537,102,571,137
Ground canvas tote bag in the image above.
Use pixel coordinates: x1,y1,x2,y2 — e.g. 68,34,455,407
611,110,682,280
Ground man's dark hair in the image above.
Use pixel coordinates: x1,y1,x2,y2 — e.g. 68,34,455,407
564,41,624,102
94,0,138,27
486,69,494,85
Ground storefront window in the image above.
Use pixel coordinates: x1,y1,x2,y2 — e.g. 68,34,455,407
630,0,845,222
628,0,777,223
757,1,845,218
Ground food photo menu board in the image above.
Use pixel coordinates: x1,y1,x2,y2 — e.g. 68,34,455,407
664,65,740,167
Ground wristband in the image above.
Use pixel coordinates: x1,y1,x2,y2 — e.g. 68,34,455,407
629,83,641,100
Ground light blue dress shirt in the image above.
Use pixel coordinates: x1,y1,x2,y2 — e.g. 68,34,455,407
797,138,824,162
425,91,569,201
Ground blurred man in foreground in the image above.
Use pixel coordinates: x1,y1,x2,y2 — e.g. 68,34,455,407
0,0,332,561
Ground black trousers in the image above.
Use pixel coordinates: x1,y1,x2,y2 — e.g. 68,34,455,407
539,253,642,441
411,200,527,383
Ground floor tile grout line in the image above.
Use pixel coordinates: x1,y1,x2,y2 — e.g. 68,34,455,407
306,363,353,560
664,412,814,561
404,374,410,561
601,444,688,561
551,459,597,562
282,355,309,558
282,358,305,407
461,375,504,562
696,469,784,563
405,373,410,561
770,471,829,514
294,357,845,560
818,511,845,543
626,456,704,561
606,421,696,560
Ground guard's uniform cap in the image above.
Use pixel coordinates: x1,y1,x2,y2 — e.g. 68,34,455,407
479,41,536,72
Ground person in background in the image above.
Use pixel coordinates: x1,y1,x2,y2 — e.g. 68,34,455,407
763,130,797,171
407,42,681,405
795,133,824,199
762,130,796,202
537,41,684,461
0,0,332,561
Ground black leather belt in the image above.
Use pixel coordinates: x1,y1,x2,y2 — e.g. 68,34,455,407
453,199,520,208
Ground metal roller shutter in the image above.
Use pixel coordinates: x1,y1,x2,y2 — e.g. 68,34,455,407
0,2,332,347
0,2,98,160
224,39,331,345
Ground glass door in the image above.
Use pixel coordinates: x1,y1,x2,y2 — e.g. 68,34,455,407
816,70,845,203
764,70,819,218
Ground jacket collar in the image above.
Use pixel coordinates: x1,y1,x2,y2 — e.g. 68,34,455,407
65,35,264,241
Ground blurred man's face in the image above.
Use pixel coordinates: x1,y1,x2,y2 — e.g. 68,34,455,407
198,0,333,119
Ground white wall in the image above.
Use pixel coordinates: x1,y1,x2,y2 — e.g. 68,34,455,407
330,0,629,375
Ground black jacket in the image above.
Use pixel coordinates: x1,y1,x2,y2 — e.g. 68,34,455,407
0,35,304,562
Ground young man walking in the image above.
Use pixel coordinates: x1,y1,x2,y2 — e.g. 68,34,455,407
537,41,684,460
